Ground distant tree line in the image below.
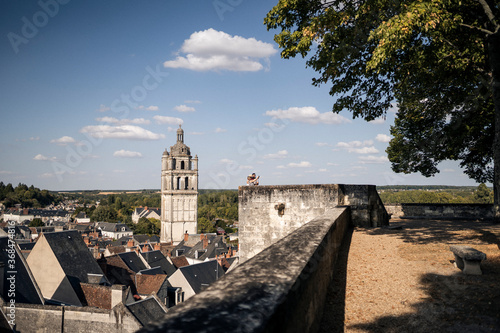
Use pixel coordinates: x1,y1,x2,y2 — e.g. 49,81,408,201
380,184,493,204
0,182,62,208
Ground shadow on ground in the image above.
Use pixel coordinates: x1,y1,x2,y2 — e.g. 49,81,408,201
323,219,500,332
368,219,500,249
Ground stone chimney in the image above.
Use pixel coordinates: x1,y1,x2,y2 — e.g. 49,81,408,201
111,284,126,308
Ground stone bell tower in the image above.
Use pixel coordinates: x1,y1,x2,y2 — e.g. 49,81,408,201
160,125,198,244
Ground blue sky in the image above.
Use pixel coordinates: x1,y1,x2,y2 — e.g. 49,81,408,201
0,0,480,190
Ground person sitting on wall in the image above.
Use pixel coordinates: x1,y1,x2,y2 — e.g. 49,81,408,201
247,173,260,186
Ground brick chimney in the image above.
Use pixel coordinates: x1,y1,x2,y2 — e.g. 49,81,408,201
154,243,161,251
200,234,205,240
184,232,189,242
142,245,149,252
127,238,134,248
202,237,208,249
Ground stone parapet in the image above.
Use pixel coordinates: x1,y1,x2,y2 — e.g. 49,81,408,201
385,203,494,220
139,207,352,333
239,184,388,262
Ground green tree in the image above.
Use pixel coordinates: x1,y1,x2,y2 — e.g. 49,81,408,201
265,0,500,216
474,183,494,203
134,217,160,235
29,218,44,227
91,205,118,222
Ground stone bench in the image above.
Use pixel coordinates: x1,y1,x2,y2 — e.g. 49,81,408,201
450,245,487,275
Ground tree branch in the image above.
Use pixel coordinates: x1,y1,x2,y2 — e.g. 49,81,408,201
477,0,499,28
460,23,494,35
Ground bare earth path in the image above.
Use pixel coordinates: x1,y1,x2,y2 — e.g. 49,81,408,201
320,219,500,333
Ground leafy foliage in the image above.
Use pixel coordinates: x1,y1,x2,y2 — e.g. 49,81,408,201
380,183,493,204
0,182,61,208
265,0,499,184
29,218,44,227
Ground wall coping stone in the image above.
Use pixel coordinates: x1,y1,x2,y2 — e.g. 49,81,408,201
139,207,351,333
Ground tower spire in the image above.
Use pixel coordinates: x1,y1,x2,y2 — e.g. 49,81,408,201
177,124,184,143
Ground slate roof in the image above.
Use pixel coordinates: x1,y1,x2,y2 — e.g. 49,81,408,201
126,295,168,326
141,250,176,276
177,260,225,294
118,252,148,273
138,267,163,276
0,236,44,304
42,230,106,298
96,222,132,233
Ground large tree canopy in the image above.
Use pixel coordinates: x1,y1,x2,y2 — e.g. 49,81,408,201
265,0,500,209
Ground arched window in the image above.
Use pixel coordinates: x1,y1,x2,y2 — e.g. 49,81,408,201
185,177,189,190
177,177,181,190
180,161,185,170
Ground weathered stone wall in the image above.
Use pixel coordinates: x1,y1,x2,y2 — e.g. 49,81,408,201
139,207,352,333
239,184,388,263
385,203,494,220
9,303,142,333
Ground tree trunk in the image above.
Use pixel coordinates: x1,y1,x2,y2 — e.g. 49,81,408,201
490,30,500,221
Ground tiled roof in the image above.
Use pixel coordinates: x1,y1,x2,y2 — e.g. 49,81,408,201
135,274,168,295
170,255,189,269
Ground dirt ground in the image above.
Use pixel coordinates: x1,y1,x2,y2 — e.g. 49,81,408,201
320,219,500,333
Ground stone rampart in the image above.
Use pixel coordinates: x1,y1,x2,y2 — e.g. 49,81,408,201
385,203,494,220
7,303,142,333
239,184,388,262
139,207,352,333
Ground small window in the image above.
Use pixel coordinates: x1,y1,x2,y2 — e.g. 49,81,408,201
180,161,185,170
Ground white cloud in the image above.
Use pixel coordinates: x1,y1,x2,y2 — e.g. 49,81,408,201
33,154,56,161
375,134,391,143
50,136,75,145
315,142,331,147
358,155,389,164
153,116,184,125
174,104,196,113
351,146,379,154
30,136,40,141
185,100,201,104
265,106,350,125
327,162,339,166
263,150,288,159
164,29,277,72
97,104,110,112
336,140,378,153
80,125,165,140
137,105,159,111
318,168,328,172
369,117,386,124
96,117,151,125
113,150,143,158
215,128,227,133
288,161,312,168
